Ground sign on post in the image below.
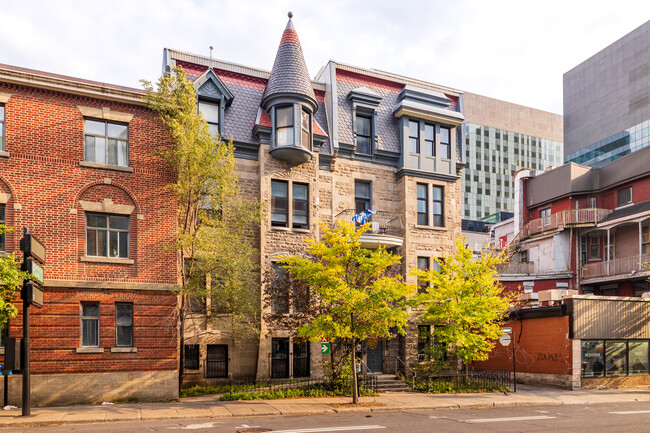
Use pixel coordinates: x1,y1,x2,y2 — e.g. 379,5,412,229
320,337,330,354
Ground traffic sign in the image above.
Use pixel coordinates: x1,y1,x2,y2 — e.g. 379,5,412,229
501,327,512,334
499,333,512,346
20,233,46,264
320,337,329,343
321,343,330,354
23,258,44,286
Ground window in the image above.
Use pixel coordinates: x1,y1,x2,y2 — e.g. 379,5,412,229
0,203,5,252
424,124,435,156
275,106,294,147
301,108,311,150
416,183,428,225
440,127,451,159
355,113,372,155
198,100,219,137
206,344,228,378
271,263,289,314
643,225,650,254
355,180,372,213
539,207,551,218
84,119,128,166
0,104,4,151
432,186,444,227
292,183,309,229
617,187,632,207
417,325,431,361
86,213,130,258
629,341,649,375
589,197,597,208
581,236,588,265
271,180,289,227
605,340,627,376
271,180,309,229
81,302,100,347
589,235,600,260
417,257,429,293
115,303,133,347
184,344,200,370
607,233,615,261
408,120,419,153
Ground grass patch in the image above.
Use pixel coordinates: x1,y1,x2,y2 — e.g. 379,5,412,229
181,383,263,398
219,381,376,401
414,379,509,394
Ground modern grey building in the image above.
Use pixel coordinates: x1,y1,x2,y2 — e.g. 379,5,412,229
462,92,564,220
564,20,650,167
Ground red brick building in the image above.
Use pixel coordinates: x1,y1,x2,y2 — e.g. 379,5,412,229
0,64,178,405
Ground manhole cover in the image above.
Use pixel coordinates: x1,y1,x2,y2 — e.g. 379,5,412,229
237,429,272,433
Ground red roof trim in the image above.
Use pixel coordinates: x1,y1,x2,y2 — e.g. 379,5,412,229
280,29,301,45
336,69,403,93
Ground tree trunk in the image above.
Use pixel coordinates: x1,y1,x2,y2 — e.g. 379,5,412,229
178,293,186,394
352,338,359,404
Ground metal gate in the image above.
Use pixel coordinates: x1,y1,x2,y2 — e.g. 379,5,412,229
293,341,310,378
271,338,289,378
206,344,228,378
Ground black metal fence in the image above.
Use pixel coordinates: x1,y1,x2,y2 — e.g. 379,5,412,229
220,374,377,395
414,369,513,393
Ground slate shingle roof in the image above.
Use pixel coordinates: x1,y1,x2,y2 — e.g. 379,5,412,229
262,17,316,108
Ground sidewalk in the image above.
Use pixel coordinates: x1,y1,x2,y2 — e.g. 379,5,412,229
0,385,649,428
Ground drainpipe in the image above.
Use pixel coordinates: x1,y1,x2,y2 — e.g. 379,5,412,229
607,229,610,276
640,221,643,271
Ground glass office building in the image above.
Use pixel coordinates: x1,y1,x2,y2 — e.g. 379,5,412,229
463,122,563,220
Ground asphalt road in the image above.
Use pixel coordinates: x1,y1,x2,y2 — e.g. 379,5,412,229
4,401,650,432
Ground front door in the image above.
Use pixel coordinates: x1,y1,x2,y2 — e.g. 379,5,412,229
366,341,382,373
206,344,228,378
271,338,290,378
293,341,310,378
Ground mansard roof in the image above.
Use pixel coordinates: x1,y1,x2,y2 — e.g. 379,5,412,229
261,14,317,112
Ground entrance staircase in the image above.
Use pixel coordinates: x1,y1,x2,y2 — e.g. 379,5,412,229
373,373,411,392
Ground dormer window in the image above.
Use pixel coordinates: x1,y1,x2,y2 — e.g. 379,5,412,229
276,106,294,146
355,113,372,155
199,100,220,137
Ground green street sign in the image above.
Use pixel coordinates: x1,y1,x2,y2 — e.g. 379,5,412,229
321,343,330,354
31,261,44,285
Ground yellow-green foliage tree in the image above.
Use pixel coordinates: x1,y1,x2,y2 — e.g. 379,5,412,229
412,238,517,371
278,221,417,403
142,67,261,388
0,226,28,328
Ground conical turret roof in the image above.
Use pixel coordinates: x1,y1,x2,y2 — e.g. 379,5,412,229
262,13,317,111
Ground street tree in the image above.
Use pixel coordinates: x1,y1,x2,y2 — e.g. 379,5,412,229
142,67,261,389
411,238,518,372
0,225,29,328
269,220,417,403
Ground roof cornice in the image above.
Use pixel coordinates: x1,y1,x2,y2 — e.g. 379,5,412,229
0,64,146,105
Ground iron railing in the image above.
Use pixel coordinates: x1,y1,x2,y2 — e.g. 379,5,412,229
334,209,405,238
218,375,377,395
582,253,650,279
414,369,513,393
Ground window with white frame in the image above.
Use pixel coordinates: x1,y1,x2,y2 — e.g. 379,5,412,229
643,225,649,255
115,302,133,347
440,127,451,159
589,197,597,208
617,187,632,207
84,119,128,166
86,213,130,258
409,120,420,153
81,302,100,347
199,100,219,137
424,124,435,156
275,106,294,147
301,108,312,150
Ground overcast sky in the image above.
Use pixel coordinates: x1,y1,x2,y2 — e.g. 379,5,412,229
0,1,646,114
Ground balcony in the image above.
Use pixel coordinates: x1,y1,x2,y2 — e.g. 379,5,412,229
334,209,405,248
497,261,535,275
524,208,612,238
581,253,650,281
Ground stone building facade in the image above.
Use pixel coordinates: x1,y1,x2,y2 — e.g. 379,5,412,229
168,15,464,386
0,64,179,405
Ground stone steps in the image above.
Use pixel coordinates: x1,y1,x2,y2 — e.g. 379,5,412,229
372,373,412,392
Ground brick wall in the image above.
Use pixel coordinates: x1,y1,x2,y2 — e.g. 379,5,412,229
473,316,572,375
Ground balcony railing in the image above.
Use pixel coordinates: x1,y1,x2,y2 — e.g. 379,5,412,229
334,209,405,238
497,261,535,275
581,253,650,280
524,208,612,238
